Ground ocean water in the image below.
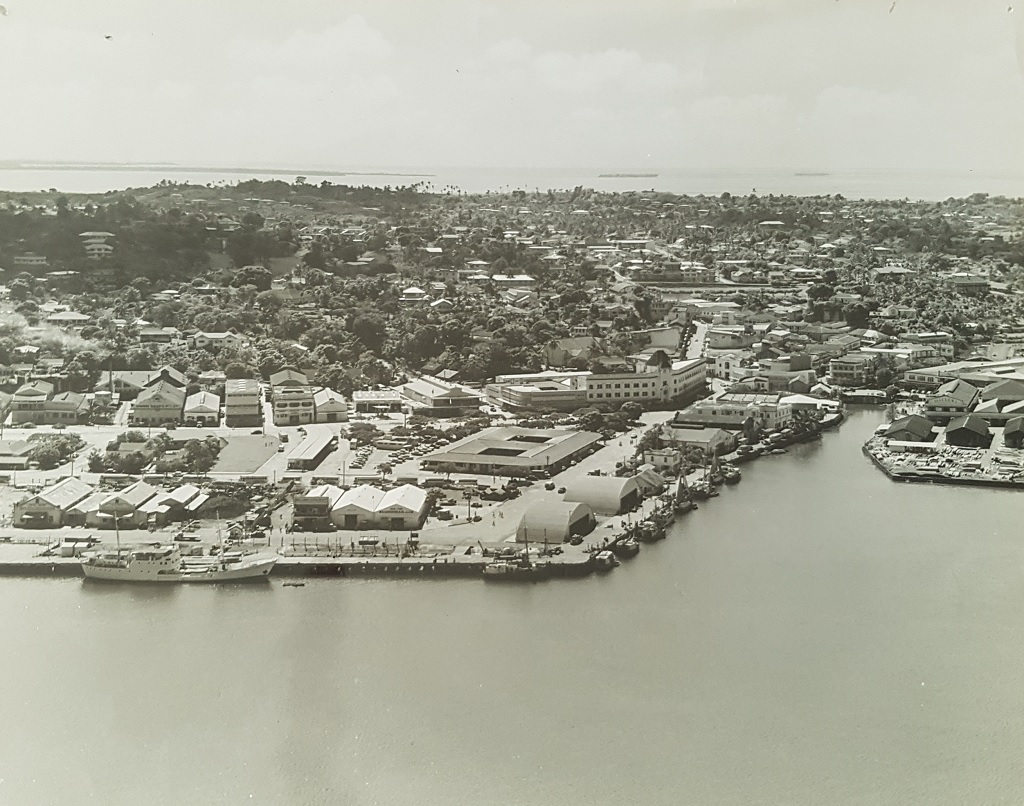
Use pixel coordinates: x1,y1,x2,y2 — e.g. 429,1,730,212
1,165,1022,200
3,409,1024,805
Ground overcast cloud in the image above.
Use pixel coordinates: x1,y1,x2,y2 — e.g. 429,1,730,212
0,0,1021,174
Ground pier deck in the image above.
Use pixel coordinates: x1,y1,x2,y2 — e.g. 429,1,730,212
0,546,595,579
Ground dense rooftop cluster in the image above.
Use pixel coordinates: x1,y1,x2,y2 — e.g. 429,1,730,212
0,180,1021,419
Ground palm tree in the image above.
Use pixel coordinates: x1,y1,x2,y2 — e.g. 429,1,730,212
378,462,393,482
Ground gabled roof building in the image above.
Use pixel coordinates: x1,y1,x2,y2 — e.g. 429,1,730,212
13,477,94,528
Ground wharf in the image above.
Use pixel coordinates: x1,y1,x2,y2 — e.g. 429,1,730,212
0,547,596,580
0,555,82,577
275,550,594,578
0,411,850,582
863,441,1024,490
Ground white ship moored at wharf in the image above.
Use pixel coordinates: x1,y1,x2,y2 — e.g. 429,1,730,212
80,542,277,583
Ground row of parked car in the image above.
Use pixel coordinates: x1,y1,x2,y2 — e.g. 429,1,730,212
385,435,453,465
348,445,374,471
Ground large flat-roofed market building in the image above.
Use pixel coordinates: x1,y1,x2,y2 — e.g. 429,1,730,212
420,427,602,477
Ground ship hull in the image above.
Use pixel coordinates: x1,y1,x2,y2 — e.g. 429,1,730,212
180,557,277,582
81,564,181,582
82,556,277,583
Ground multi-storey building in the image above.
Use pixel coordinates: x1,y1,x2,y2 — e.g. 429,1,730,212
585,354,706,405
224,379,262,428
270,368,314,426
828,352,879,387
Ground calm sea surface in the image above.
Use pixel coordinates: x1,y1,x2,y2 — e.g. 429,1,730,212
1,166,1023,200
3,409,1024,805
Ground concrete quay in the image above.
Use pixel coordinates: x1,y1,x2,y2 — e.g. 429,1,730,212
862,441,1024,490
275,549,594,579
0,545,596,580
0,555,82,577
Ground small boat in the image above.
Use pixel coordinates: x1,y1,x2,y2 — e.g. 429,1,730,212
283,581,306,587
769,448,788,455
482,559,544,580
612,537,640,557
689,481,718,500
594,550,619,571
637,521,666,543
721,466,741,484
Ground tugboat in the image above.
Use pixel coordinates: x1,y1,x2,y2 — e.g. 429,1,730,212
594,550,620,571
637,520,666,542
612,536,641,557
721,465,741,484
482,559,545,580
482,537,548,581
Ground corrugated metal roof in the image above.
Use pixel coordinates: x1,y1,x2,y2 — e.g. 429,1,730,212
25,477,93,510
377,485,426,513
517,501,593,541
333,485,384,513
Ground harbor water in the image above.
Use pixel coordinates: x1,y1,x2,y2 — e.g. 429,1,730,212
3,408,1024,806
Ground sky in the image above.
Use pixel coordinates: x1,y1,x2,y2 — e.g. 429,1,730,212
0,0,1022,175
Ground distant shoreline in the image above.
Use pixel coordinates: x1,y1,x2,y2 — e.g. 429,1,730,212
0,163,435,178
0,165,1019,200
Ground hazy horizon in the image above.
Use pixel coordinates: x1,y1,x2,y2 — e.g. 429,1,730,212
1,1,1022,176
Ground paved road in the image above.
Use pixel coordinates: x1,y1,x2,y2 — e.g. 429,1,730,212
685,321,709,360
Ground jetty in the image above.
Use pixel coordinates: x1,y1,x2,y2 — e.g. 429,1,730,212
862,437,1024,490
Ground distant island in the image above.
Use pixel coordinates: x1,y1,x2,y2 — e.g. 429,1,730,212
599,173,659,178
794,172,830,177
